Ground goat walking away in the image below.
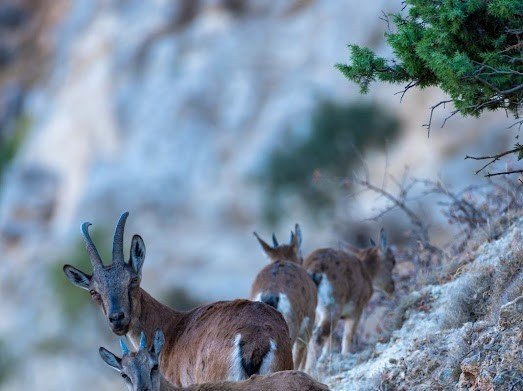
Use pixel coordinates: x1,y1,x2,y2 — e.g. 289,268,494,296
64,212,292,386
250,225,317,370
304,229,396,370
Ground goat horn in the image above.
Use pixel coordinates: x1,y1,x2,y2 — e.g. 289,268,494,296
140,331,147,349
112,212,129,264
81,222,103,270
120,339,130,355
272,233,279,247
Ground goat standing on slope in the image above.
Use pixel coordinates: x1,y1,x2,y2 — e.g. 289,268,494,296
304,229,396,369
100,330,330,391
63,212,292,386
250,225,317,370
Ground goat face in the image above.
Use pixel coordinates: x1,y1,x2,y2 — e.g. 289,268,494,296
63,212,146,335
366,228,396,295
99,330,164,391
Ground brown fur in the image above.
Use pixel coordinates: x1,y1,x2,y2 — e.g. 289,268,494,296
181,371,330,391
100,331,326,391
303,230,395,367
251,225,316,369
251,261,317,369
129,292,293,386
64,213,293,388
253,224,303,264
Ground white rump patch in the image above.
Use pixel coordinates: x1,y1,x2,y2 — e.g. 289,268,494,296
258,339,277,375
316,274,334,324
252,292,262,302
276,293,293,324
228,333,244,381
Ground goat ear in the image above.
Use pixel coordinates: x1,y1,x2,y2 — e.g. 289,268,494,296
379,228,387,250
130,235,146,274
63,265,91,290
253,232,273,256
99,347,122,371
152,329,165,355
293,224,302,249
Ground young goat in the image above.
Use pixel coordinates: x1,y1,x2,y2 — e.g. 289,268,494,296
304,229,395,368
250,225,317,370
64,212,292,386
100,330,330,391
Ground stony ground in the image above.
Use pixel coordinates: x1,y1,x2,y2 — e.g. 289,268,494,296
320,217,523,391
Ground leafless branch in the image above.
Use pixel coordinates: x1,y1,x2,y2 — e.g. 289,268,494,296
465,144,523,176
486,169,523,177
423,100,452,136
394,80,419,102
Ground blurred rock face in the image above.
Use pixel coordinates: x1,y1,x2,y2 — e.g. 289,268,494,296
0,1,514,390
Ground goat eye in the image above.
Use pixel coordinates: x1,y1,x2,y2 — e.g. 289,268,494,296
121,373,130,381
130,277,139,286
151,364,159,371
89,290,98,297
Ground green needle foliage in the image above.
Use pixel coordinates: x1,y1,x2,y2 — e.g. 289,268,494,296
336,0,523,120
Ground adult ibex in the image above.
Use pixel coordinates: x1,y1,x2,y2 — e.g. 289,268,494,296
64,212,292,386
250,225,317,370
100,330,330,391
304,229,395,368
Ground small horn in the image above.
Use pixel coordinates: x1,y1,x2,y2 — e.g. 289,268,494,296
140,331,147,349
370,237,377,247
294,224,302,247
289,231,294,245
272,233,279,247
120,339,130,355
112,212,129,264
380,228,387,250
81,222,103,269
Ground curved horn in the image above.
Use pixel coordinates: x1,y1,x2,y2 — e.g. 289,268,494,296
140,331,147,349
81,222,103,269
272,233,279,247
120,339,130,355
112,212,129,264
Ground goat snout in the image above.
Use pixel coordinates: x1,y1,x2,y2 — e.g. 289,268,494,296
108,311,125,323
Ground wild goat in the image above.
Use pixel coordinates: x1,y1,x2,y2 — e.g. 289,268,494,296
100,329,330,391
63,212,292,386
304,229,395,367
250,225,317,370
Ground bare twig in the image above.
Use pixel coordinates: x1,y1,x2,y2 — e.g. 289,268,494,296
394,80,419,102
465,144,523,176
486,169,523,177
423,100,452,136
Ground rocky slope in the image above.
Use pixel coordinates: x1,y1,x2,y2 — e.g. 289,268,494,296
321,216,523,390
